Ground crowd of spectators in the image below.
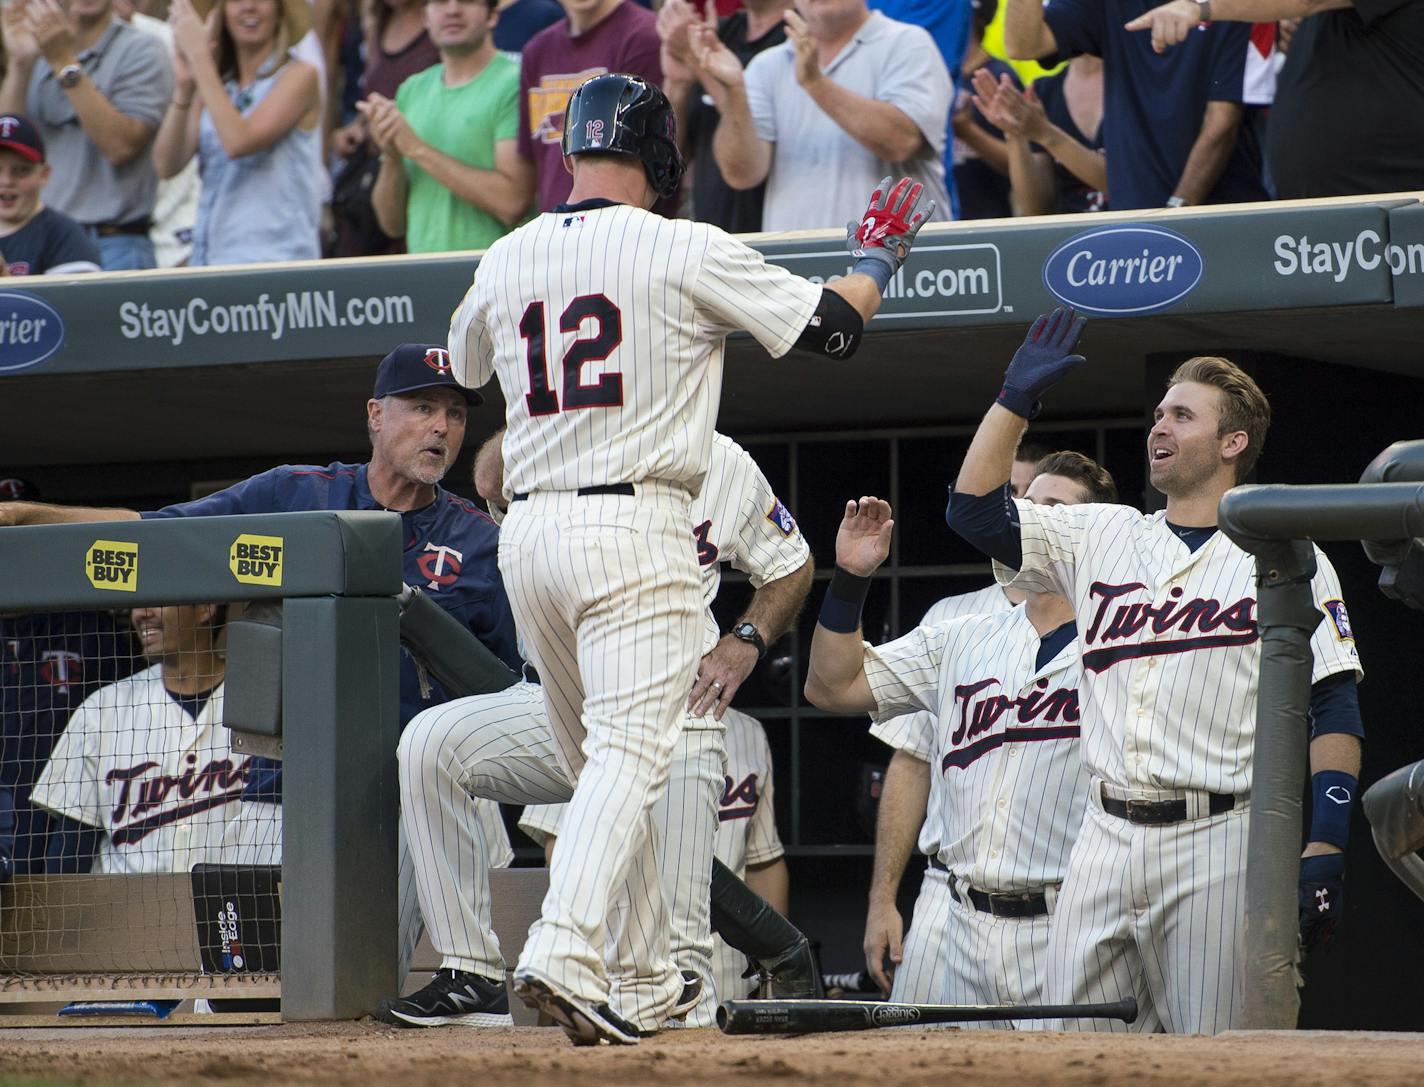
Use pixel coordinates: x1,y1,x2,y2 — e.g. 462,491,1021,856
0,0,1416,274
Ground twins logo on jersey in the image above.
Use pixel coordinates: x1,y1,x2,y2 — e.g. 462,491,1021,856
106,753,253,845
417,543,463,590
765,500,797,538
943,676,1080,771
1080,582,1256,674
719,772,760,822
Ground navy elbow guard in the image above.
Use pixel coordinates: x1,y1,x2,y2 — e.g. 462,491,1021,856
794,290,864,359
1309,770,1357,850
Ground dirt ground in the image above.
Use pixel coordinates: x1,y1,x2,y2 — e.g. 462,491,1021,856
0,1022,1420,1087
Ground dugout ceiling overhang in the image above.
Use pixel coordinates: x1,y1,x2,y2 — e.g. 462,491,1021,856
2,194,1422,468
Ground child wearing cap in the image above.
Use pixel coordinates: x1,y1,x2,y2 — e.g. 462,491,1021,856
0,114,101,276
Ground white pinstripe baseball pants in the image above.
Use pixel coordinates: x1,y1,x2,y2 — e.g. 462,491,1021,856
1039,787,1249,1034
888,864,953,1005
398,682,724,1030
938,878,1054,1028
497,485,705,1015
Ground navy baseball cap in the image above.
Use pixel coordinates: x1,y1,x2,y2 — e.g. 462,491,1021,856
373,343,482,406
0,115,44,163
0,478,40,501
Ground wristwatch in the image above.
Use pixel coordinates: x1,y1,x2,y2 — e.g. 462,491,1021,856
731,621,767,660
1166,195,1188,208
1195,0,1212,22
57,63,84,90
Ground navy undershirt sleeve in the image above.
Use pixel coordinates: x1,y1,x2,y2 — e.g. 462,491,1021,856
946,483,1024,569
1308,670,1364,739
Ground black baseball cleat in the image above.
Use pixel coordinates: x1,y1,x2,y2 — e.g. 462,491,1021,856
375,969,513,1028
667,969,704,1022
512,972,642,1046
761,936,825,999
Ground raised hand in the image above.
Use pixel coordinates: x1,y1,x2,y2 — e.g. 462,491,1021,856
998,308,1088,420
846,175,936,287
784,9,822,89
835,497,894,577
168,0,213,70
28,0,76,68
971,71,1049,143
688,22,745,103
2,0,40,66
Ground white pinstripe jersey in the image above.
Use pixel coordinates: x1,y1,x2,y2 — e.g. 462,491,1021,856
864,607,1088,891
449,205,822,498
487,431,807,656
30,667,248,875
715,708,784,876
1000,502,1363,795
869,584,1015,857
693,433,808,652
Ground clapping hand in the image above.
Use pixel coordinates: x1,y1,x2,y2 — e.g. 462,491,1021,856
657,0,716,84
688,21,744,106
27,0,77,68
835,497,894,577
971,70,1049,143
2,0,39,66
784,9,822,89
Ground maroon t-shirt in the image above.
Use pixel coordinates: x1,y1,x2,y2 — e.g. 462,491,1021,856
365,27,440,101
517,1,674,215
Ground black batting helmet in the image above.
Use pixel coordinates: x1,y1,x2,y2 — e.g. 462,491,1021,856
561,73,685,200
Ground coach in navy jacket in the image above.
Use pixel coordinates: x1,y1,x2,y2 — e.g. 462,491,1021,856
0,344,520,817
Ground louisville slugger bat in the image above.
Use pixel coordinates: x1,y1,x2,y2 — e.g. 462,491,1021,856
716,996,1137,1035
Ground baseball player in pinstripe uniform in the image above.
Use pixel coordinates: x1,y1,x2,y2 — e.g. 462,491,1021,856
863,443,1047,996
380,431,809,1033
948,311,1364,1034
31,603,241,874
447,71,931,1044
520,705,789,1024
810,453,1117,1024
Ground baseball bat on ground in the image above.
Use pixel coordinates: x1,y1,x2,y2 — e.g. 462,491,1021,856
716,996,1137,1034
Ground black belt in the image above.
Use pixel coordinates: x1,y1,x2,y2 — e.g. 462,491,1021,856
86,218,153,237
932,859,1050,919
1099,787,1235,825
511,484,635,501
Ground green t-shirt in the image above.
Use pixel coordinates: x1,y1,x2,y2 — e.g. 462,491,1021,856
395,54,520,254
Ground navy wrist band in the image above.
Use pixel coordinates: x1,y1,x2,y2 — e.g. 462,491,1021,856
818,567,872,633
1309,769,1357,850
996,382,1040,420
852,255,894,293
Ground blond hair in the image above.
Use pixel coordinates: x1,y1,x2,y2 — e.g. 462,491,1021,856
1168,356,1272,481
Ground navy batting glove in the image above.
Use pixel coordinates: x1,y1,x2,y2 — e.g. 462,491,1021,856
1298,852,1346,956
997,308,1087,420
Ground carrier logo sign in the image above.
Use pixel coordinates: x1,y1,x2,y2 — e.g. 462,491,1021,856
1043,226,1204,315
86,540,138,592
0,291,65,373
230,534,284,586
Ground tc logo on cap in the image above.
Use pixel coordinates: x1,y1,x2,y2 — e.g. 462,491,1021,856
423,347,451,373
0,118,20,139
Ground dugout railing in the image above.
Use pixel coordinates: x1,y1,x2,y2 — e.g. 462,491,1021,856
0,510,402,1020
1218,439,1424,1029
